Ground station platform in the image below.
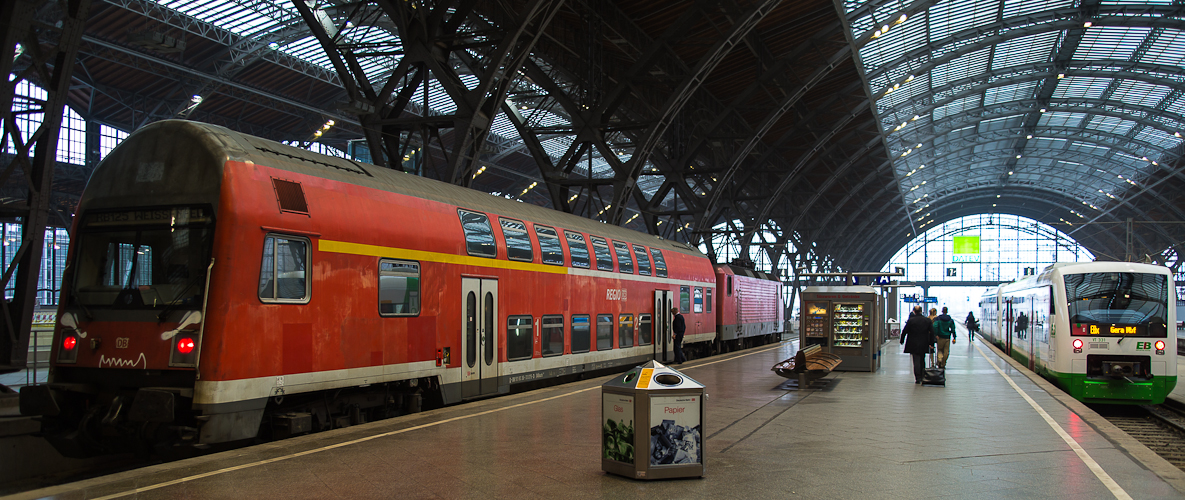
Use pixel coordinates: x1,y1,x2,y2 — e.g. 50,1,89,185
4,326,1185,500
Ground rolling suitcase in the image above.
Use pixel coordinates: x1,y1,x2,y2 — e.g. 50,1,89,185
922,351,945,387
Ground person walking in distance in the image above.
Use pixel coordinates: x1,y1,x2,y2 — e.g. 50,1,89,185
965,311,979,341
901,306,936,384
932,307,957,369
671,307,686,364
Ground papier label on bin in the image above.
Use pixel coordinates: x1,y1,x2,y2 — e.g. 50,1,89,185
637,368,654,388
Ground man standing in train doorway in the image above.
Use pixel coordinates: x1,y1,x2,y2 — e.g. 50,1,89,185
671,306,686,365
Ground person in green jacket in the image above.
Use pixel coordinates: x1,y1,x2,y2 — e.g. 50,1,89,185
932,307,957,369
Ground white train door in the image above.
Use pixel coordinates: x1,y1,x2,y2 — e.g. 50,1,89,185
462,278,499,398
654,290,674,363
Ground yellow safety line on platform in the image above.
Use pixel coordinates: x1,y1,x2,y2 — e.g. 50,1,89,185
973,342,1132,500
80,342,790,500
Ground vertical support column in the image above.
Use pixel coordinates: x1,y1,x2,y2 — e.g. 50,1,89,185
0,0,92,373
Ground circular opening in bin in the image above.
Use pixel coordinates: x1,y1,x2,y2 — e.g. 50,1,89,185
623,371,637,383
654,374,682,386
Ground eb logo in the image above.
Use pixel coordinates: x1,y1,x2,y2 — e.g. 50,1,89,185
1136,342,1152,350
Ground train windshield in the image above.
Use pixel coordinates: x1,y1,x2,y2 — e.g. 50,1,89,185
71,207,214,308
1064,272,1168,328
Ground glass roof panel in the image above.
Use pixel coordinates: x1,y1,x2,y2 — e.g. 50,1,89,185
930,48,991,89
991,32,1057,70
1001,0,1073,18
1141,30,1185,66
984,81,1037,106
1052,76,1113,99
1111,80,1172,108
1074,27,1152,60
1085,115,1136,136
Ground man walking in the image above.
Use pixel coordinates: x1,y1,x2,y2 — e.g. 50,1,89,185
671,306,686,364
901,306,935,384
932,307,956,369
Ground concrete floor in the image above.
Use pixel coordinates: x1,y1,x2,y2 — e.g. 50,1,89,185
3,324,1184,499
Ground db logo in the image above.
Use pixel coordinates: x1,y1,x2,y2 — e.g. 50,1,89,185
116,337,130,349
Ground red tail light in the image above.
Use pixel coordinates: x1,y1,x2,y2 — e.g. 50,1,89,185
1155,340,1166,351
177,337,195,354
63,336,76,350
1072,339,1083,349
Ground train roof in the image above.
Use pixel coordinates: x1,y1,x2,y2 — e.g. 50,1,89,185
109,120,705,259
714,264,779,282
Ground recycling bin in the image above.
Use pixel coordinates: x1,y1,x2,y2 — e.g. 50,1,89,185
601,360,705,480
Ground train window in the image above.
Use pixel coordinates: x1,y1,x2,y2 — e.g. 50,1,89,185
650,248,667,278
590,236,614,271
458,209,496,258
633,245,651,276
619,314,635,348
639,314,652,345
612,241,633,274
680,286,691,313
378,259,420,316
542,315,564,356
572,315,591,353
507,316,533,361
258,234,310,303
727,275,733,296
466,292,477,368
597,314,613,350
535,225,564,266
500,218,533,262
565,231,590,269
694,287,703,313
706,289,712,312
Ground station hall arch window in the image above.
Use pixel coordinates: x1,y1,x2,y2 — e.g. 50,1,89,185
535,225,564,266
507,315,533,361
565,231,590,269
259,234,309,302
572,314,591,353
590,236,614,271
597,314,613,350
500,218,533,262
612,241,633,274
458,209,496,258
378,259,420,316
542,315,564,356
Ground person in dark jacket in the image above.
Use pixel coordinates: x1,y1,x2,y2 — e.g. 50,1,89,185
901,306,936,384
932,307,956,369
965,311,979,339
671,307,686,364
1016,312,1029,340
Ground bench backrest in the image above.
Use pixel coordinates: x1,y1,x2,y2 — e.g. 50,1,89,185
801,344,822,357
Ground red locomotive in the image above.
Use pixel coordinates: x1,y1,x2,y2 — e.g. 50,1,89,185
20,120,781,457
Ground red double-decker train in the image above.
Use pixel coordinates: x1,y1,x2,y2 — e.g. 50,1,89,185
20,120,782,457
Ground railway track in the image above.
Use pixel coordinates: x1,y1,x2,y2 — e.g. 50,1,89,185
1097,403,1185,470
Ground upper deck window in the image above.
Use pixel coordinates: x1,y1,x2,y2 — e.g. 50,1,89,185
565,231,590,268
535,225,564,266
612,241,633,274
590,236,614,271
458,209,496,258
500,218,533,262
633,245,651,276
650,248,667,278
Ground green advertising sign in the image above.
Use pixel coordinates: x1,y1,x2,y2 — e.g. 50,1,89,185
952,236,980,262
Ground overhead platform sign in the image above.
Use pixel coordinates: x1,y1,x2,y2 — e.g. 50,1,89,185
952,236,980,263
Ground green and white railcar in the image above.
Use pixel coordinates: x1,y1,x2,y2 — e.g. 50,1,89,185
979,262,1176,405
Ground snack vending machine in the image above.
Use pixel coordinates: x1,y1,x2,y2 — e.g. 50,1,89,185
799,286,881,371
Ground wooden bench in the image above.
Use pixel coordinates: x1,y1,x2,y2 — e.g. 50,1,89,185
771,344,843,389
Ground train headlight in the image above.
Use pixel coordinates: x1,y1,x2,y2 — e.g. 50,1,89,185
1155,340,1165,355
57,330,79,363
1072,338,1083,353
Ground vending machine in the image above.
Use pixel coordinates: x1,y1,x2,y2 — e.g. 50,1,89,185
799,286,881,371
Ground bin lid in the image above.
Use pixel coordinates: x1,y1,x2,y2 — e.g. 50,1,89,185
602,360,705,391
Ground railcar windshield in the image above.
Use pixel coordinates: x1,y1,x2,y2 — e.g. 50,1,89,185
71,207,213,308
1064,272,1168,331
